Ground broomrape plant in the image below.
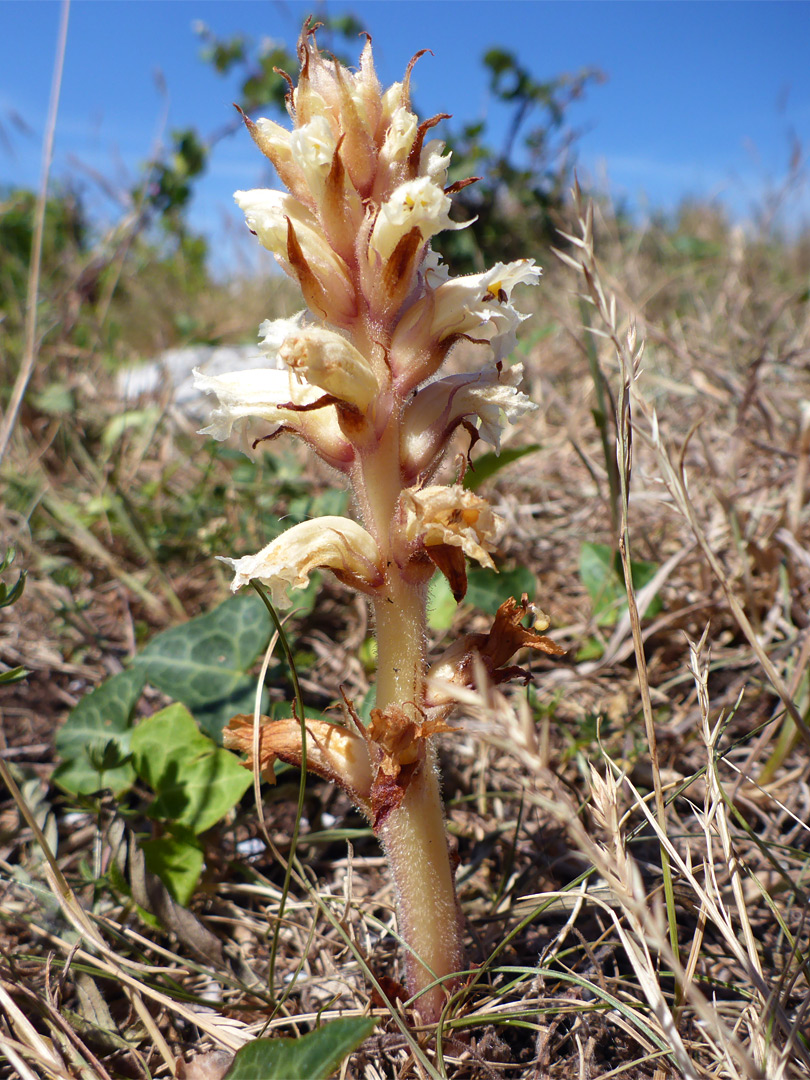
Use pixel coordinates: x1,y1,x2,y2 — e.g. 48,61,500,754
197,20,562,1023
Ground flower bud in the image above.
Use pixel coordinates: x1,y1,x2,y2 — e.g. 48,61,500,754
234,189,356,323
278,327,380,411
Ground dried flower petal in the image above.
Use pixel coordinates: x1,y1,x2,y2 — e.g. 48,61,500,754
427,594,565,705
399,485,501,568
225,714,373,812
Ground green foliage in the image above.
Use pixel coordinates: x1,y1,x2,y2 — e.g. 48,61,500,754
0,549,30,686
579,541,663,627
53,594,273,901
140,824,204,907
467,564,537,614
137,128,208,223
53,668,147,796
428,564,538,631
130,704,252,834
224,1017,377,1080
427,573,459,631
436,49,604,273
0,187,90,367
131,591,272,740
464,443,542,491
0,548,27,610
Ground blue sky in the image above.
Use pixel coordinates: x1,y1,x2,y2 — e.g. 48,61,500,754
3,1,809,270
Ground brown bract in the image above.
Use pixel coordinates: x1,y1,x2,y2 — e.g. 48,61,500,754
428,594,566,706
366,705,457,827
224,702,458,831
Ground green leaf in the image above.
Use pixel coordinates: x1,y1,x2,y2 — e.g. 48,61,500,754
224,1017,377,1080
53,668,147,796
464,443,541,491
0,666,30,685
131,592,271,741
31,382,75,416
130,704,252,834
466,565,537,615
101,408,161,451
427,573,457,631
140,825,204,906
0,548,26,609
579,542,663,627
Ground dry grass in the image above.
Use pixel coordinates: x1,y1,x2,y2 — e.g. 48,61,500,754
2,184,810,1079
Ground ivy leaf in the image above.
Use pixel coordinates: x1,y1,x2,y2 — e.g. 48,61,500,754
224,1017,377,1080
130,703,251,834
140,825,204,906
465,564,537,614
53,668,147,797
131,592,271,741
579,542,662,627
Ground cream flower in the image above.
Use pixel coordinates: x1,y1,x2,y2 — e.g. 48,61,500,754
193,313,354,469
278,326,380,411
219,517,384,607
234,189,356,322
376,105,419,183
402,364,537,480
399,485,501,569
392,258,541,384
369,177,459,263
289,115,338,203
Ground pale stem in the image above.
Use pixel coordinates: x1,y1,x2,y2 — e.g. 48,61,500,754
350,371,466,1021
371,547,466,1022
376,730,466,1022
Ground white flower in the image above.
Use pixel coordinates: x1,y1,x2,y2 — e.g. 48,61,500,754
369,177,461,262
219,516,383,607
193,314,354,469
194,366,319,440
393,259,541,370
379,105,418,168
402,364,537,477
420,138,451,188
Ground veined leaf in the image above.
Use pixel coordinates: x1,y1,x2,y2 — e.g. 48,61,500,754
53,667,146,797
131,592,271,740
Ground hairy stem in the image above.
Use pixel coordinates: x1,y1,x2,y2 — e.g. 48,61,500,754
372,577,465,1021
